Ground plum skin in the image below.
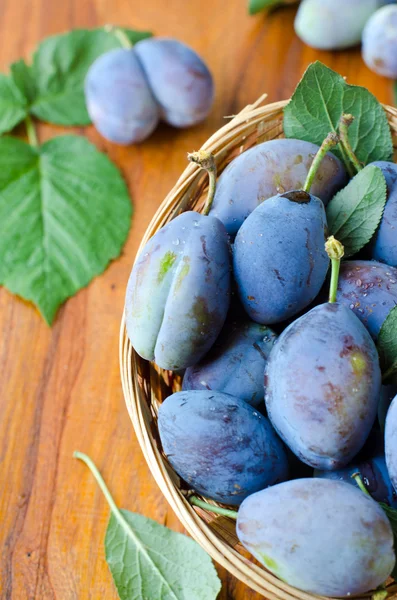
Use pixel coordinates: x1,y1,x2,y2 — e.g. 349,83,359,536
237,479,395,597
125,211,231,370
385,395,397,493
209,139,347,236
363,5,397,78
183,319,277,407
84,48,159,144
135,38,214,128
295,0,386,51
265,303,381,470
233,190,329,325
370,161,397,266
158,390,289,505
336,260,397,340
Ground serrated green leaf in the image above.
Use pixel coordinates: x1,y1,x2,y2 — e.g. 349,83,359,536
248,0,297,14
106,510,221,600
379,503,397,579
378,307,397,383
0,135,131,324
284,62,393,169
74,451,222,600
29,27,152,126
326,165,387,257
0,73,28,134
10,59,37,104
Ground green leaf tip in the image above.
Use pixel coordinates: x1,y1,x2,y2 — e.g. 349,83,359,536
378,306,397,384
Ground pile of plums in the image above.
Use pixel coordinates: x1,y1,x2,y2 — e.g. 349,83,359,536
294,0,397,79
125,130,397,596
85,37,213,144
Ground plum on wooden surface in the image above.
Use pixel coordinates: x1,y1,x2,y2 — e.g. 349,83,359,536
85,48,159,144
125,211,230,370
233,190,329,324
295,0,388,50
183,319,276,407
158,390,288,505
236,479,395,596
209,139,347,236
135,38,214,128
336,260,397,340
363,5,397,78
265,302,381,469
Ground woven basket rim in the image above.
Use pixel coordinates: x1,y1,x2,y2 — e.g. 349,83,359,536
120,96,397,600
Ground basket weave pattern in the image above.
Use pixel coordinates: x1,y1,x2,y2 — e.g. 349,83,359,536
120,97,397,600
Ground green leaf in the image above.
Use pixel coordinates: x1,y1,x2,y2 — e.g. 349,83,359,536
29,27,152,126
10,59,37,104
0,73,28,134
379,503,397,579
326,165,387,257
106,511,221,600
0,135,131,324
74,451,222,600
248,0,297,14
378,307,397,383
284,62,393,169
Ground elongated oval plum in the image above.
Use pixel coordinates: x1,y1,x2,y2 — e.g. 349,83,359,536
363,5,397,79
295,0,386,50
265,303,382,469
125,212,230,370
233,190,329,324
158,390,289,505
237,479,395,596
315,441,397,507
370,161,397,266
85,48,160,144
209,139,347,236
182,319,277,406
135,38,214,128
337,260,397,340
385,395,397,492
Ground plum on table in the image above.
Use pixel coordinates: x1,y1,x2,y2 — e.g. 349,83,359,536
363,5,397,78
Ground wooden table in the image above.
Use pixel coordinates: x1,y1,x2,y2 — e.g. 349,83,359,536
0,1,394,598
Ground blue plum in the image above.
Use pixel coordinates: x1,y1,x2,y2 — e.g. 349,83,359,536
370,161,397,266
385,395,397,492
233,190,329,324
379,383,397,431
125,211,231,370
182,319,277,407
265,303,382,469
85,48,159,144
158,390,289,505
237,479,395,596
135,38,213,128
363,5,397,79
209,139,347,236
295,0,387,50
315,446,397,507
337,260,397,340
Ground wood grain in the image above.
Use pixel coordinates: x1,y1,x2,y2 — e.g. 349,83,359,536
0,1,394,599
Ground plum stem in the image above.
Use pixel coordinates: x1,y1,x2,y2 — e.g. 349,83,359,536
189,495,238,519
187,151,217,216
325,236,345,303
338,114,362,174
351,472,371,496
25,115,38,147
104,25,132,49
303,132,340,193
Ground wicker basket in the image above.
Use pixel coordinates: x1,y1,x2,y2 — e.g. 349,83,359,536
120,96,397,600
